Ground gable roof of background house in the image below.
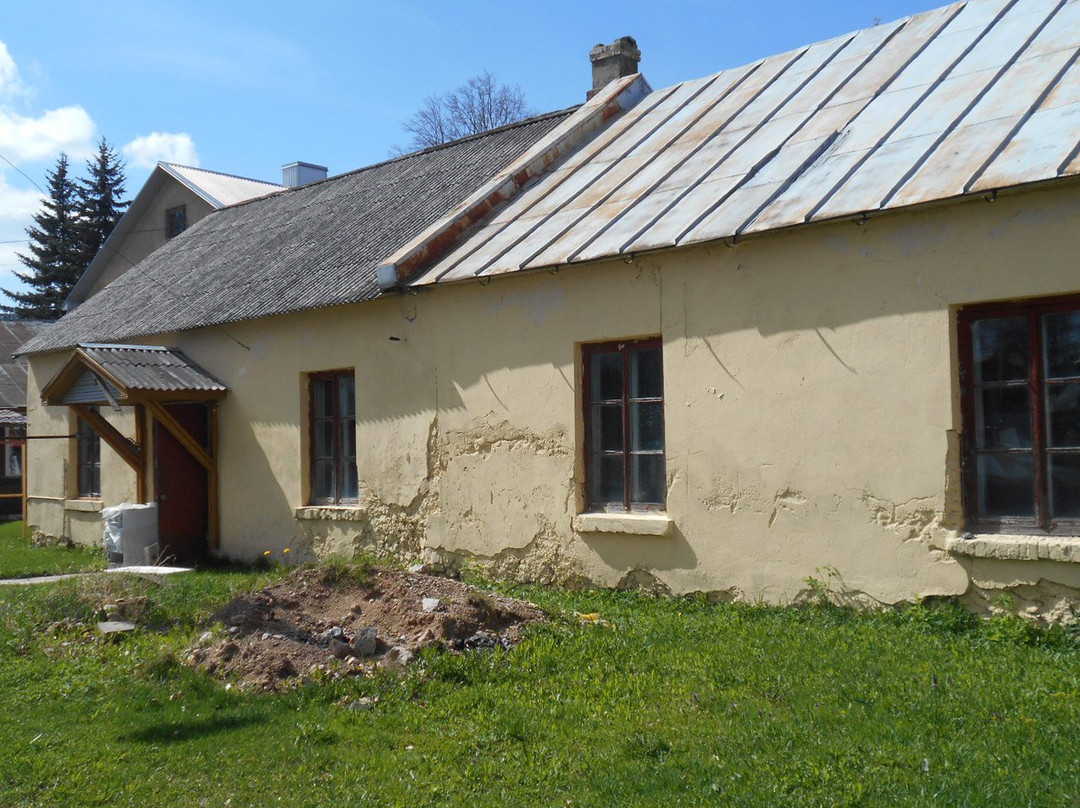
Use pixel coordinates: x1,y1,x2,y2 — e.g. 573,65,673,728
20,109,575,355
399,0,1080,285
65,162,285,309
157,163,285,208
0,320,48,414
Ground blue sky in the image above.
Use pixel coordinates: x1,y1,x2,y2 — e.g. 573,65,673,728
0,0,946,295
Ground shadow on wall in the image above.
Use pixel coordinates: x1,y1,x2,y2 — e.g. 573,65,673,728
584,524,698,578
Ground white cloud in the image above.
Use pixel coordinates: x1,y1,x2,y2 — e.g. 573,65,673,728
0,41,21,98
0,173,43,221
0,106,95,163
123,132,199,169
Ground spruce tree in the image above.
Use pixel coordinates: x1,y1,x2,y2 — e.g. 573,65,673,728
75,137,129,271
2,153,82,319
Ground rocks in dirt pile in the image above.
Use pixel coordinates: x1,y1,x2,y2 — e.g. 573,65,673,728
316,626,346,646
191,566,546,691
421,598,442,613
328,637,352,659
353,627,377,657
450,630,510,651
380,646,414,669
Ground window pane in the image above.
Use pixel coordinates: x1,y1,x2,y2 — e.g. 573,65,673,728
977,453,1034,517
6,445,21,477
340,418,356,459
590,454,624,506
976,387,1031,449
1044,311,1080,380
631,401,664,452
593,403,623,451
313,379,333,418
591,351,622,401
1050,453,1080,519
339,376,356,417
631,454,665,505
313,459,334,500
339,460,358,501
631,346,662,398
314,420,334,458
973,316,1028,383
1047,383,1080,448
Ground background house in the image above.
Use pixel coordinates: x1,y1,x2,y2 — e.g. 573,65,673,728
18,0,1080,615
0,320,47,517
65,162,284,308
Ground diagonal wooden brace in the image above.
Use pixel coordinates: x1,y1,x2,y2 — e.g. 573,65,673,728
71,404,142,473
144,400,213,471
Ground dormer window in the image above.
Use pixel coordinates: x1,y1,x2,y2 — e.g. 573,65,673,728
165,205,187,239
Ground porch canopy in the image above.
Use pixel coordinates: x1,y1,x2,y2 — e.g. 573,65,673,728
40,343,227,547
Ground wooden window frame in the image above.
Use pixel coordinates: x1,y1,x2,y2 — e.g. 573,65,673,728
958,293,1080,535
308,370,357,506
582,337,666,513
2,425,22,479
76,410,101,499
165,204,187,239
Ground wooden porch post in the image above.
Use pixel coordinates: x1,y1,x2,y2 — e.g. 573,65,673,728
134,403,147,503
209,403,220,550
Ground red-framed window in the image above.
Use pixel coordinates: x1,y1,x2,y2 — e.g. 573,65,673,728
583,337,666,512
309,370,357,505
958,295,1080,534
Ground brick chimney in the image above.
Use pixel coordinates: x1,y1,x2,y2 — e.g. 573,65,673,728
588,36,641,99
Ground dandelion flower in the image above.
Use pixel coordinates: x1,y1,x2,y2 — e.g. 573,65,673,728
263,550,272,557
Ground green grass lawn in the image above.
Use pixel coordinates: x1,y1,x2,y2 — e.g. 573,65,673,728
2,567,1079,807
0,521,106,579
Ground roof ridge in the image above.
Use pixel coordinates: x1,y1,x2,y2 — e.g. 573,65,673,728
218,106,580,213
160,162,283,188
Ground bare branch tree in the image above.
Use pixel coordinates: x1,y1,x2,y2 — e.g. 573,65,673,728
394,70,532,154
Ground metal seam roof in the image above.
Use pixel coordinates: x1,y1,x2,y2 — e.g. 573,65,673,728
411,0,1080,286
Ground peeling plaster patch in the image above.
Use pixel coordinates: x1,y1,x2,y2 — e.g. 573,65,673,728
767,488,807,528
689,587,745,604
703,473,759,514
488,285,565,327
446,419,570,457
862,491,939,543
617,568,673,596
961,578,1080,625
425,514,589,587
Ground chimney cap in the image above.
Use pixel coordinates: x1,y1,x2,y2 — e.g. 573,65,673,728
589,36,640,63
588,36,641,99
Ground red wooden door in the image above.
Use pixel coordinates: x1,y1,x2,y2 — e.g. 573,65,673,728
154,403,209,562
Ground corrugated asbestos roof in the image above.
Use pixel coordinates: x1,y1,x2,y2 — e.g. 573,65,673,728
77,344,226,393
20,110,572,355
160,163,283,207
410,0,1080,285
0,320,47,408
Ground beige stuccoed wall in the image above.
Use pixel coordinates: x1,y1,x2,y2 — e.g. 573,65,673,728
25,181,1080,608
26,352,141,545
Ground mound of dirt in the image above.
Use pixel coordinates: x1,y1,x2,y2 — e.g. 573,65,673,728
185,566,545,691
